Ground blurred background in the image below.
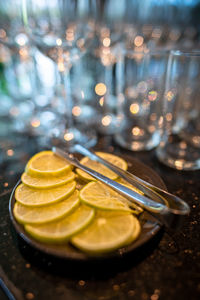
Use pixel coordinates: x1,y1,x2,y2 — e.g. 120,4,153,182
0,0,200,162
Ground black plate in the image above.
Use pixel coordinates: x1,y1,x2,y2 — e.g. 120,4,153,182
9,155,166,261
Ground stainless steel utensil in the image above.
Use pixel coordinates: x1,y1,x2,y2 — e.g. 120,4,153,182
53,146,190,229
71,144,190,213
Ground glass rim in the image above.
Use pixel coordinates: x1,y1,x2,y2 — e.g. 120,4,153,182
170,50,200,57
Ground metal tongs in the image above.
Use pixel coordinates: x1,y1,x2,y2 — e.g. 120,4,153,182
53,145,190,229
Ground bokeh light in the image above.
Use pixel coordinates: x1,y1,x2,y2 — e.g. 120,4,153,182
134,35,144,47
102,115,112,126
95,83,107,96
130,103,140,114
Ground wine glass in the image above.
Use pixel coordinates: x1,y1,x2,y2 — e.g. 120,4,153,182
22,0,98,148
0,0,37,136
94,0,130,134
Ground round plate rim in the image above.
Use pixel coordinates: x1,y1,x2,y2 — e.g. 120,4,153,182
9,155,166,261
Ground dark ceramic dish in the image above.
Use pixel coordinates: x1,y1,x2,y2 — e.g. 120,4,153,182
9,155,166,261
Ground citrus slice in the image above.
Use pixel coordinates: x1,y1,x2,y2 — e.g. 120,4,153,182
25,151,71,177
21,171,75,189
71,211,140,253
123,217,141,246
79,181,133,212
76,152,127,181
24,204,95,243
15,181,76,207
13,190,80,225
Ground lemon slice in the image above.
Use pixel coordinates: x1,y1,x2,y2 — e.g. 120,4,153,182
15,181,76,207
76,152,127,181
79,181,133,212
71,211,141,253
25,151,71,177
13,190,80,225
24,204,95,243
21,171,75,189
125,221,141,246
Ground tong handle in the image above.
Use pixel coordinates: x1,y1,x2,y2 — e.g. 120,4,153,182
53,147,189,229
54,147,165,212
72,145,190,223
73,145,165,204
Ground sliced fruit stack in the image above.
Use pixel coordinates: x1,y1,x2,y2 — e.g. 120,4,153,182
13,150,142,254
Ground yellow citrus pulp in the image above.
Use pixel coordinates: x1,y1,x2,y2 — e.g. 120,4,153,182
14,150,142,253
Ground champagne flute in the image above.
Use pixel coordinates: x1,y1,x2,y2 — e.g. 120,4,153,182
22,0,98,148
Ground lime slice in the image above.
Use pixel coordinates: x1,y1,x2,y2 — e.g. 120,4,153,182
25,204,95,243
15,181,76,207
25,151,71,177
76,152,127,181
21,171,75,189
71,211,140,253
79,181,132,212
13,190,80,225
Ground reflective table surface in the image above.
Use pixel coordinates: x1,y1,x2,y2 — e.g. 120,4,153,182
0,133,200,300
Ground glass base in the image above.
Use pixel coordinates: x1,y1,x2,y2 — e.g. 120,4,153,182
49,126,97,149
156,146,200,171
114,130,160,151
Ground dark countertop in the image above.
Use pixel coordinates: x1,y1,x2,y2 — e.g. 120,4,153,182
0,134,200,300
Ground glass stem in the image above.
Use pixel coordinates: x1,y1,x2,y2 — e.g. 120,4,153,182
59,66,74,130
104,64,112,114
